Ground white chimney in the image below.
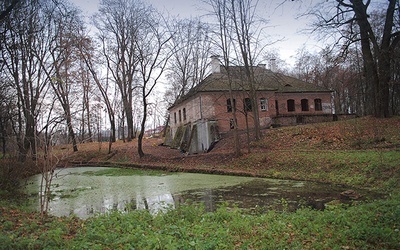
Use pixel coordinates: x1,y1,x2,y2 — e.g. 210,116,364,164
210,55,220,73
258,63,266,68
269,58,277,72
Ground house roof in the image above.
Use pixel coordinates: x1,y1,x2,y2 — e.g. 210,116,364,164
169,65,331,109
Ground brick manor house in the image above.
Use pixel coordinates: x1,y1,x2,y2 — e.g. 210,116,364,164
164,57,333,154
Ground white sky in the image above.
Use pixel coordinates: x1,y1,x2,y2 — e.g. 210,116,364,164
74,0,322,67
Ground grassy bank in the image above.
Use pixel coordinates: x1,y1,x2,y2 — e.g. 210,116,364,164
230,149,399,191
1,193,399,249
1,116,399,249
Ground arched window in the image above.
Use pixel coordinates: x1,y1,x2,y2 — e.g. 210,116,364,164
183,108,186,120
174,112,177,124
314,99,322,111
301,99,309,111
178,110,182,122
287,99,295,112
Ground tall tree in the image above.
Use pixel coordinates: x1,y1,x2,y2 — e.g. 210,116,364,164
309,0,400,117
78,36,117,152
207,0,241,157
78,59,93,143
136,11,173,158
94,0,146,142
165,18,212,106
44,1,84,152
1,0,50,161
229,0,264,141
207,0,267,142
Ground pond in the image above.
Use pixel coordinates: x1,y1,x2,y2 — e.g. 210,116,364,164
23,167,371,219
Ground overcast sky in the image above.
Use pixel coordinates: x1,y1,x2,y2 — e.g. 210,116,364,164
74,0,320,67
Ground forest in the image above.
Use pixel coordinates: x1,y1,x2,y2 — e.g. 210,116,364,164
0,0,399,161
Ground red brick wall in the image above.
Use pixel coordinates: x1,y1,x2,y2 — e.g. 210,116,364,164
274,92,332,116
169,91,332,134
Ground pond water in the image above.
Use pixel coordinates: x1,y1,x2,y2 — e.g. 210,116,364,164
23,167,370,219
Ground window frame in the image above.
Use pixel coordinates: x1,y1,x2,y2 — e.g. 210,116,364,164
244,98,252,112
227,98,236,112
287,99,295,112
301,99,309,111
260,98,268,111
314,98,322,111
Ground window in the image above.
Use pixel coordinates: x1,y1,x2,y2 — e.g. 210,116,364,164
174,112,177,124
178,110,182,122
314,99,322,111
183,108,186,120
227,98,236,112
260,98,268,111
244,98,252,112
301,99,309,111
287,99,295,112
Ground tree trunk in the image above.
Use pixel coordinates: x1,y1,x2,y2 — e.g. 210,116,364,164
230,95,241,157
350,0,397,117
351,0,379,116
138,96,147,158
250,88,261,140
65,106,78,152
121,95,134,142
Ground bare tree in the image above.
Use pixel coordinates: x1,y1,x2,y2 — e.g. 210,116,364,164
229,0,265,141
42,1,85,152
291,46,368,115
78,58,94,143
165,18,212,106
207,0,268,144
78,36,117,153
1,0,51,161
308,0,400,117
136,11,173,158
36,98,64,219
207,0,241,157
94,0,148,142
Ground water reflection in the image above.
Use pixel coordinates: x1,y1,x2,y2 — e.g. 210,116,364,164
22,167,371,219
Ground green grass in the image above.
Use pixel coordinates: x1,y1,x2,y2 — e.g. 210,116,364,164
1,193,399,249
233,149,400,191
